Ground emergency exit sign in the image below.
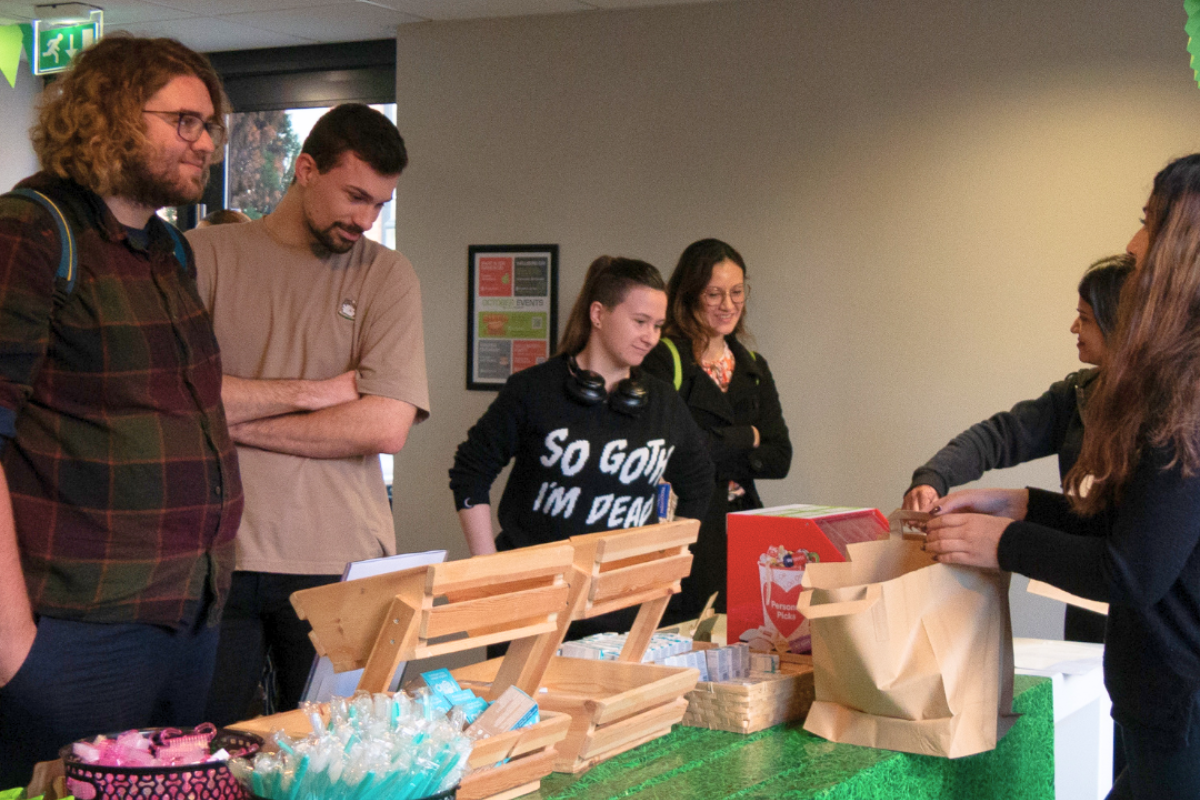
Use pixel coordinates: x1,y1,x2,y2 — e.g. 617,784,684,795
33,10,102,75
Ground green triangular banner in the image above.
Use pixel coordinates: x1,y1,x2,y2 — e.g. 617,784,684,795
20,22,32,64
0,24,23,89
1188,0,1200,88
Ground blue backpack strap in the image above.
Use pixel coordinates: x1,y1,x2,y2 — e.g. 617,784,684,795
7,188,76,294
161,222,188,272
661,338,683,391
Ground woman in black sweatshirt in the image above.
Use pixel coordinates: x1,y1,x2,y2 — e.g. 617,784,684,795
451,256,713,557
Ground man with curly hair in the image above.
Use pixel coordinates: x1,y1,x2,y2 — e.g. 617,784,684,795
0,35,243,785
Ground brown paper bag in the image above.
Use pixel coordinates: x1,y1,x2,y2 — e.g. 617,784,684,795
797,535,1017,758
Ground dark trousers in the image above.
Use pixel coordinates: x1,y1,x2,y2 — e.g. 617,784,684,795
0,610,218,789
1107,712,1200,800
203,571,339,727
1064,605,1126,779
663,488,748,625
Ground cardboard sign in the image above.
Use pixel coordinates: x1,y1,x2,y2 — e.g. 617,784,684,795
726,504,889,653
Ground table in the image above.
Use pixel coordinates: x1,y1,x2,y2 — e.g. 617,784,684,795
1014,638,1111,800
533,675,1054,800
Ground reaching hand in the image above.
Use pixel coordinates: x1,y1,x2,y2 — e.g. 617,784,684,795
933,488,1029,520
903,485,940,512
923,512,1009,569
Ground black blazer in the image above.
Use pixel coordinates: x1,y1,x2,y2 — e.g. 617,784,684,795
643,334,792,509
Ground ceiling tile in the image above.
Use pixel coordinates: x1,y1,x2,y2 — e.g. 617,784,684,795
0,2,194,25
0,1,33,22
101,4,200,25
223,2,425,42
149,0,345,15
386,0,593,22
1,0,740,53
107,16,312,50
582,0,721,6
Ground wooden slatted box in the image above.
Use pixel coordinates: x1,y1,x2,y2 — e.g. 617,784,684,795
454,520,703,773
239,544,578,800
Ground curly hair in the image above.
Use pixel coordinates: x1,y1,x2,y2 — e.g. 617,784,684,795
32,34,229,196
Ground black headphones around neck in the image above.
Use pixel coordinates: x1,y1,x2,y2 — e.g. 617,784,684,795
565,357,649,417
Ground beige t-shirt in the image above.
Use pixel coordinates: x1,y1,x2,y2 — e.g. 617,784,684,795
187,219,430,574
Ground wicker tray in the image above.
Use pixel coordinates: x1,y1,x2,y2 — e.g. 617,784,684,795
682,651,815,734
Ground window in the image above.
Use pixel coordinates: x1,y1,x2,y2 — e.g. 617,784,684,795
222,104,398,250
201,42,399,490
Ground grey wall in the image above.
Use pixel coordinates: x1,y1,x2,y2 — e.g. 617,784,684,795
382,0,1199,639
0,64,40,191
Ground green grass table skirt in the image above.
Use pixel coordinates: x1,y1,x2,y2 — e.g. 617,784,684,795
535,674,1054,800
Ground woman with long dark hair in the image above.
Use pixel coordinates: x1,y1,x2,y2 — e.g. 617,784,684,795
904,253,1133,643
925,154,1200,799
643,239,792,619
450,255,712,558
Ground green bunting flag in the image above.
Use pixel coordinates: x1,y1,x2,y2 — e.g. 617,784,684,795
0,24,23,88
1188,0,1200,88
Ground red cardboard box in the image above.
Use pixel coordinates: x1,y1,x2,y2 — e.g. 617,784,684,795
727,504,889,654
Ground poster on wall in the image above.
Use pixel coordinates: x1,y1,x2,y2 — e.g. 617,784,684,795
467,244,558,391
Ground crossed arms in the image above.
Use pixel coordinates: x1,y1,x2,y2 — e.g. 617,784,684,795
223,371,419,458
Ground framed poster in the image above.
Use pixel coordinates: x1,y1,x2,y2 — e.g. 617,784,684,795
467,244,558,390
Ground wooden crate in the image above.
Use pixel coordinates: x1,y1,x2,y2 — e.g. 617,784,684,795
257,544,579,800
455,654,697,773
682,650,815,734
454,520,703,773
231,703,571,800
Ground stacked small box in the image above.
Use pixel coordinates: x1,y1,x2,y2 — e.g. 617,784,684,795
681,645,816,735
559,631,694,663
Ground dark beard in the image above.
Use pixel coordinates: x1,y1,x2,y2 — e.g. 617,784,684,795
306,220,363,254
118,157,210,210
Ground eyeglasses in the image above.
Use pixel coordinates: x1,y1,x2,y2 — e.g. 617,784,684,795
701,284,749,307
143,109,227,149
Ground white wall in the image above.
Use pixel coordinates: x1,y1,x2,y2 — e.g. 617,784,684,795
390,0,1200,639
0,63,40,191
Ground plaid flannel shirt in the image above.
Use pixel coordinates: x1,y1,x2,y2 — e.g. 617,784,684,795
0,173,243,628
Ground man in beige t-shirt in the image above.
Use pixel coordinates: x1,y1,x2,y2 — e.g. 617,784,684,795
187,104,430,725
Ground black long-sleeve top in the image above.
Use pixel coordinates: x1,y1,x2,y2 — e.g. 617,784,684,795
909,369,1097,495
642,335,791,508
449,355,714,550
999,444,1200,744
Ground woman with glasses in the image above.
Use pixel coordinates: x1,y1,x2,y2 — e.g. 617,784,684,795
643,238,793,622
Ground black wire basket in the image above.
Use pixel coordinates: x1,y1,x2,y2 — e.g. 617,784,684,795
61,727,262,800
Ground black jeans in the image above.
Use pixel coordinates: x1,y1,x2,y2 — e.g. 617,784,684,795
1107,700,1200,800
0,607,217,788
203,571,339,727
